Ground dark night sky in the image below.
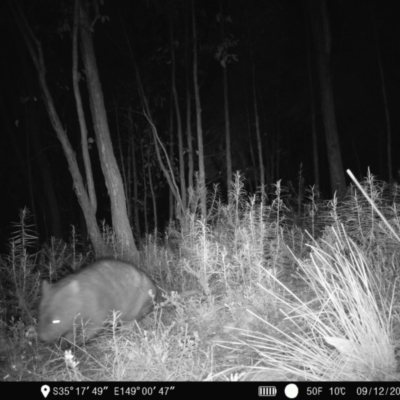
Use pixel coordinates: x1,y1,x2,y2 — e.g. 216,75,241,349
0,0,400,248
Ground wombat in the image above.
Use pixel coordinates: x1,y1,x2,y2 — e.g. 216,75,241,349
38,258,157,343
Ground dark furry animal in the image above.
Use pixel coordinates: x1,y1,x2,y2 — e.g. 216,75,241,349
38,259,157,343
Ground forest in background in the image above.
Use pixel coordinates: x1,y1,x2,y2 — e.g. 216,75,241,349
1,0,399,252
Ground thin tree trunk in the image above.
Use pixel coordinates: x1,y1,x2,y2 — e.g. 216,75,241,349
126,149,132,225
79,2,137,259
245,3,265,191
370,3,393,182
140,140,148,234
185,3,194,191
26,116,39,236
72,0,97,212
192,0,207,217
169,97,174,220
129,113,141,238
186,91,194,191
223,53,232,195
251,61,264,191
261,93,272,185
305,5,320,188
308,0,346,197
147,145,157,231
118,10,142,233
218,5,232,195
248,128,257,193
275,115,280,183
170,16,187,214
114,100,130,220
244,88,256,192
126,128,132,225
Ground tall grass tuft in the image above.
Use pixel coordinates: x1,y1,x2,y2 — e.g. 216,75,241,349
0,208,39,325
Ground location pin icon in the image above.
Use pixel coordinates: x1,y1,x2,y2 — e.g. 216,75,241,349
41,385,50,398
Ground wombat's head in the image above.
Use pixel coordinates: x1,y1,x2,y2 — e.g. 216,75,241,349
38,280,81,342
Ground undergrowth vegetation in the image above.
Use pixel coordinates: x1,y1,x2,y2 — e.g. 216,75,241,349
0,172,399,381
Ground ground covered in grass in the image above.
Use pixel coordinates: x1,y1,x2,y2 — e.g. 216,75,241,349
1,173,399,381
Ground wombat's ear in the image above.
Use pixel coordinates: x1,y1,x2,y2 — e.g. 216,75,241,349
66,280,80,295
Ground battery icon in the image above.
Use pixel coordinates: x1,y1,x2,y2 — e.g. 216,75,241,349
258,386,277,397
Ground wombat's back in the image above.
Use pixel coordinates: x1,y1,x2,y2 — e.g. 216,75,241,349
38,259,157,343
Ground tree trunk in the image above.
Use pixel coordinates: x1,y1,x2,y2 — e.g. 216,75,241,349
245,4,265,191
126,128,132,224
244,89,256,192
223,51,232,196
147,145,157,231
114,100,130,220
79,3,137,260
168,101,175,220
308,0,346,197
192,0,207,217
25,109,40,238
140,140,149,234
218,6,232,196
170,16,187,213
185,3,194,191
370,3,393,182
305,5,320,189
186,89,194,192
251,60,264,191
128,114,141,239
72,0,97,213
